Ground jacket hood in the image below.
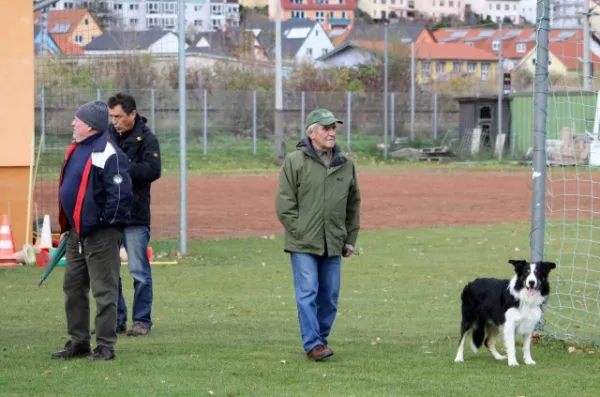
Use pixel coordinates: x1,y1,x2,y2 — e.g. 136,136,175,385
296,137,346,167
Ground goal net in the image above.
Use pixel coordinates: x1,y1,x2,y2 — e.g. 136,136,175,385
538,6,600,343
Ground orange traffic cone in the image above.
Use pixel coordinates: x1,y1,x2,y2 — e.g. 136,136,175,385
147,246,153,262
0,214,18,267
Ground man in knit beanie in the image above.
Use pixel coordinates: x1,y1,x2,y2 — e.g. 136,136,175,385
52,100,133,361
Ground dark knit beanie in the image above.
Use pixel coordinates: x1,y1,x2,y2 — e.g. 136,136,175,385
75,100,109,132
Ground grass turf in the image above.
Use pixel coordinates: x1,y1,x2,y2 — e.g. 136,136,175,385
1,223,599,397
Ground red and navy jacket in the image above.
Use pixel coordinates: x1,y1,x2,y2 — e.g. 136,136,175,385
59,131,133,239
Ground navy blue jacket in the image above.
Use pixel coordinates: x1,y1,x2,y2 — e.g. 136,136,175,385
59,132,133,239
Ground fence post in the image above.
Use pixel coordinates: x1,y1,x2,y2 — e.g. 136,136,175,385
433,93,438,141
301,91,306,138
252,90,257,155
410,41,416,141
203,89,208,155
178,0,187,256
150,88,156,133
346,91,351,152
40,86,46,153
96,88,101,101
390,92,395,143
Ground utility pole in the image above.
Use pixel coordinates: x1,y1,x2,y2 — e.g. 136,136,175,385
274,0,285,164
583,7,594,91
497,20,503,161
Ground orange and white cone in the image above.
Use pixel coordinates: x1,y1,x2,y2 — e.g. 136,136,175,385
36,214,52,252
0,214,18,267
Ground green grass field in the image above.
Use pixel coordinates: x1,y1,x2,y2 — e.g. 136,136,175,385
2,223,599,397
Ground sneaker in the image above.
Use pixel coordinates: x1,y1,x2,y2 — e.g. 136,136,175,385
51,340,91,359
88,345,115,361
126,322,151,336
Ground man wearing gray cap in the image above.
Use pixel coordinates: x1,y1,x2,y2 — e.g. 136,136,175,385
52,100,133,361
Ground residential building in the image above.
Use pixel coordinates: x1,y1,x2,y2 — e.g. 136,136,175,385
239,0,269,7
242,19,335,62
550,0,584,28
316,40,499,83
268,0,356,31
330,21,435,47
83,29,184,54
469,0,521,24
435,27,600,71
34,25,62,55
46,0,240,32
356,0,463,21
519,0,537,24
33,8,103,55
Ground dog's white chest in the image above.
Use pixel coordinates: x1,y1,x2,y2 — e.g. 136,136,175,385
506,305,542,335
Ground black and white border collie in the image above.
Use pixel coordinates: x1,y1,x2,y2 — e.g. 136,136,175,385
454,259,556,367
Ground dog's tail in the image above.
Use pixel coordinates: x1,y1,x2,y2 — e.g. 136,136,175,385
471,317,486,352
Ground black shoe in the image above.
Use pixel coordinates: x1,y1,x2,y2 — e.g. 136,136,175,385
51,340,91,359
88,345,115,361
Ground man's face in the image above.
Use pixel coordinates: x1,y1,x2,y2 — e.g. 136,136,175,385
109,104,136,133
309,123,337,152
71,117,95,142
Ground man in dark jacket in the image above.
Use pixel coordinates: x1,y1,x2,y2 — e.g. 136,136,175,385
276,108,361,361
108,92,161,336
53,100,133,361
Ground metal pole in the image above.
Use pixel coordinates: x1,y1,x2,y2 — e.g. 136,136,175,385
40,86,46,153
274,0,285,163
203,89,208,155
178,0,187,256
530,0,551,264
391,92,395,143
253,90,257,155
497,20,504,162
584,8,593,91
301,91,305,138
150,88,156,133
40,8,48,55
410,41,416,141
433,93,438,140
383,22,389,158
34,0,61,11
346,91,351,152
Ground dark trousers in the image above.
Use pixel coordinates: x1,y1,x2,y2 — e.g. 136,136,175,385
63,227,122,348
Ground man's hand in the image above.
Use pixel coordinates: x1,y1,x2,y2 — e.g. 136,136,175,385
342,244,354,258
59,231,69,243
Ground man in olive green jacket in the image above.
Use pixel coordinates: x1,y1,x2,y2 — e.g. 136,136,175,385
276,108,361,361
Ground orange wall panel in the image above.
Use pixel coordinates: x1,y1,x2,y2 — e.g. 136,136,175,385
0,1,34,248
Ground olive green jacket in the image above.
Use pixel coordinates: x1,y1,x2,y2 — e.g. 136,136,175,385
275,138,361,257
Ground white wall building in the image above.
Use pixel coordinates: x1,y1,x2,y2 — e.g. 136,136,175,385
47,0,239,32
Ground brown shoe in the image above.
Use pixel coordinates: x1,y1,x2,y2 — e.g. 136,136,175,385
307,344,334,361
126,322,151,336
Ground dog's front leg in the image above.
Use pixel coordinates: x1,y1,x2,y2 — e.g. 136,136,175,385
522,333,536,365
503,322,519,366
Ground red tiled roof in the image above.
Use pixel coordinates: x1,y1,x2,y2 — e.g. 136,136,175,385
350,40,498,61
33,9,96,56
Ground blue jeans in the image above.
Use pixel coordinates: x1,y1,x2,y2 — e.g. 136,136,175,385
117,226,153,328
290,252,342,353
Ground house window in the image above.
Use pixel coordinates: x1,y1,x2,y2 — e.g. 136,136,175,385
341,11,346,18
436,62,446,73
307,48,313,56
516,43,526,53
147,2,159,14
481,63,490,80
75,35,83,43
322,48,328,56
467,63,475,73
194,20,203,26
316,11,325,21
492,40,499,50
449,0,453,6
130,18,139,26
421,61,431,78
291,11,305,18
164,2,177,14
453,61,461,73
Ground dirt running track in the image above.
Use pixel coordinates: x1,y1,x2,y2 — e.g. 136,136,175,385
36,169,557,240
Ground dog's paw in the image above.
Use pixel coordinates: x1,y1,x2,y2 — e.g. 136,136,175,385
524,358,536,365
454,356,464,363
493,354,507,361
507,359,519,367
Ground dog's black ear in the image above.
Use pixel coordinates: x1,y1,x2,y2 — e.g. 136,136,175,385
509,259,528,271
540,261,557,271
